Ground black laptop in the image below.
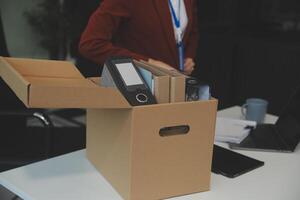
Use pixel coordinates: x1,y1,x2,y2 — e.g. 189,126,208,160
229,86,300,152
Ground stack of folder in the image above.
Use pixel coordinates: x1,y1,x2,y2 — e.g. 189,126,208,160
215,117,257,144
134,60,186,103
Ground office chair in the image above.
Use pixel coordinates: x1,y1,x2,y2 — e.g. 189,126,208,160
0,110,54,172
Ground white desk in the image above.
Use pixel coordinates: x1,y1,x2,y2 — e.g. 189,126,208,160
1,106,300,200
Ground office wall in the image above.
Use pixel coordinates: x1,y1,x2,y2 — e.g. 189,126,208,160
195,0,300,114
0,0,48,58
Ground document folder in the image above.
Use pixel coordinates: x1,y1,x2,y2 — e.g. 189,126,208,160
101,58,157,106
137,60,186,103
134,60,170,103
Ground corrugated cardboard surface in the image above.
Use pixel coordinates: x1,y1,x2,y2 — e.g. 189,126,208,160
0,57,130,109
87,109,133,200
86,99,218,200
4,57,83,78
0,57,29,105
131,101,217,200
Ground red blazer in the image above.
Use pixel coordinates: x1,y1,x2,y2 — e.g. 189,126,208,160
79,0,198,70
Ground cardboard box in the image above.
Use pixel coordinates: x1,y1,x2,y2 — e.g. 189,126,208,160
0,57,218,200
87,101,217,200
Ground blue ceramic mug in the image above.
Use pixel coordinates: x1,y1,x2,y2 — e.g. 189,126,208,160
241,98,268,123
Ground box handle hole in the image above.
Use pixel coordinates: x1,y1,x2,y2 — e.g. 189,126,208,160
159,125,190,137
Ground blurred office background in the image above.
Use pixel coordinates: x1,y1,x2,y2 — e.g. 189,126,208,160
0,0,300,174
1,0,299,113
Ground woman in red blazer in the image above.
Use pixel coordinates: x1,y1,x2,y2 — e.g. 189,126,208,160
79,0,198,75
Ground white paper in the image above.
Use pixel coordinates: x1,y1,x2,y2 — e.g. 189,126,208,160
116,63,143,86
215,117,257,144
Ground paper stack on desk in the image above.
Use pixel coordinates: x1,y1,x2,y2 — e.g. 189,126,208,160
215,117,257,144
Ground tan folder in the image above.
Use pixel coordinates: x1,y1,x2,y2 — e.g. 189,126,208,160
136,60,186,103
134,60,170,104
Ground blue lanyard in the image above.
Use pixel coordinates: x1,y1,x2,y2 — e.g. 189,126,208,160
169,0,181,29
169,0,185,72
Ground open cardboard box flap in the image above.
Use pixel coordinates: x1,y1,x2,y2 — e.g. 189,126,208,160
0,57,130,109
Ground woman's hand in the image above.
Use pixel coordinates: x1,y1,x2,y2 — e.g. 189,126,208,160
183,58,195,75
